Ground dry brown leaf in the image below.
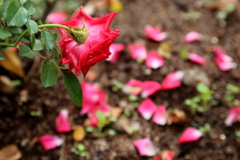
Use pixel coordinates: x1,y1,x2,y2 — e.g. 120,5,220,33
157,42,172,60
112,115,133,135
166,109,188,125
110,107,123,118
0,76,15,94
18,90,28,105
0,145,22,160
0,49,24,78
73,126,86,141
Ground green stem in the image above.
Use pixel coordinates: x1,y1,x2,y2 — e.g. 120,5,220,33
0,24,71,48
36,52,47,60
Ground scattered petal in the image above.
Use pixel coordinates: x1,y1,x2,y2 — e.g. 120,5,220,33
39,135,63,150
145,50,165,69
106,43,125,63
55,109,72,133
161,150,174,160
152,105,167,125
46,12,67,24
122,79,142,95
166,109,188,125
138,98,157,120
145,25,168,42
188,53,206,65
128,44,147,61
178,127,202,144
141,81,161,98
134,138,156,156
225,106,240,126
161,71,184,90
73,126,86,141
154,157,163,160
213,46,237,71
184,31,202,43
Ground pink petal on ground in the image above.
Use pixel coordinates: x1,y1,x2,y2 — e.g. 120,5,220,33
138,98,157,120
154,157,163,160
128,44,147,61
152,105,167,125
106,43,125,63
46,12,67,24
188,53,206,65
55,109,72,133
178,127,202,144
141,81,161,98
39,135,63,150
225,106,240,126
134,138,156,156
161,71,184,90
122,79,143,95
145,25,168,42
161,150,174,160
184,31,202,43
145,50,165,69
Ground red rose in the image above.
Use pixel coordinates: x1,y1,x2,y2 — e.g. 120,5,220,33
58,7,120,76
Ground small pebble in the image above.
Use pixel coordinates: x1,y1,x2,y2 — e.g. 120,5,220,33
211,37,218,44
219,134,226,140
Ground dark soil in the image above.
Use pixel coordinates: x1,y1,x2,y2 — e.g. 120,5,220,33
1,0,240,160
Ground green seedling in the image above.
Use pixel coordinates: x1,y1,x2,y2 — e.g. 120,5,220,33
112,80,123,92
236,130,240,137
11,80,21,86
185,83,218,114
224,83,239,107
74,143,89,157
123,109,131,117
199,123,211,133
216,4,235,21
30,111,42,116
182,11,202,23
179,48,188,60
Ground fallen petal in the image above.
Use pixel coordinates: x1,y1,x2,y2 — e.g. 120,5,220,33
55,109,72,133
184,31,202,43
138,98,157,120
178,127,202,144
154,157,163,160
152,105,167,125
39,135,63,150
188,53,206,65
106,43,125,63
161,71,184,90
145,50,165,69
161,150,174,160
128,44,147,61
122,79,143,95
145,25,168,42
141,81,161,98
166,109,188,125
134,138,156,156
225,106,240,126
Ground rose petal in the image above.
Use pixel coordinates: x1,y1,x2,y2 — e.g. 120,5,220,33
145,50,165,69
134,138,156,156
46,12,67,24
152,105,167,125
161,71,184,90
128,44,147,61
161,150,174,160
122,79,143,95
178,127,202,144
184,31,202,43
39,135,63,150
55,109,72,133
154,157,163,160
106,43,125,63
145,25,168,42
188,53,206,65
225,106,240,126
138,98,157,120
141,81,161,98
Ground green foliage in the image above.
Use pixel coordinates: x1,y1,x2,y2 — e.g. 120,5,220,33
19,44,36,58
74,143,89,157
32,39,43,51
199,123,211,133
61,69,83,107
41,30,53,52
26,18,38,35
0,28,12,39
40,59,58,88
179,48,188,60
224,83,239,107
236,130,240,137
30,111,42,116
11,79,22,86
182,11,202,23
216,4,235,21
112,80,123,92
184,83,218,114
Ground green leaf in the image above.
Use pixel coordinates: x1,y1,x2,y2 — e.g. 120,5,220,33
33,39,43,51
40,59,58,88
196,83,209,93
50,47,60,64
0,52,5,61
8,27,23,34
20,0,27,4
180,48,188,60
6,1,28,27
30,34,35,49
41,30,53,52
61,69,82,107
108,129,116,136
0,0,10,20
0,28,12,39
19,44,36,58
26,18,38,35
23,0,36,15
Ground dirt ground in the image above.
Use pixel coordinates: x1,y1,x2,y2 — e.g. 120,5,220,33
1,0,240,159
